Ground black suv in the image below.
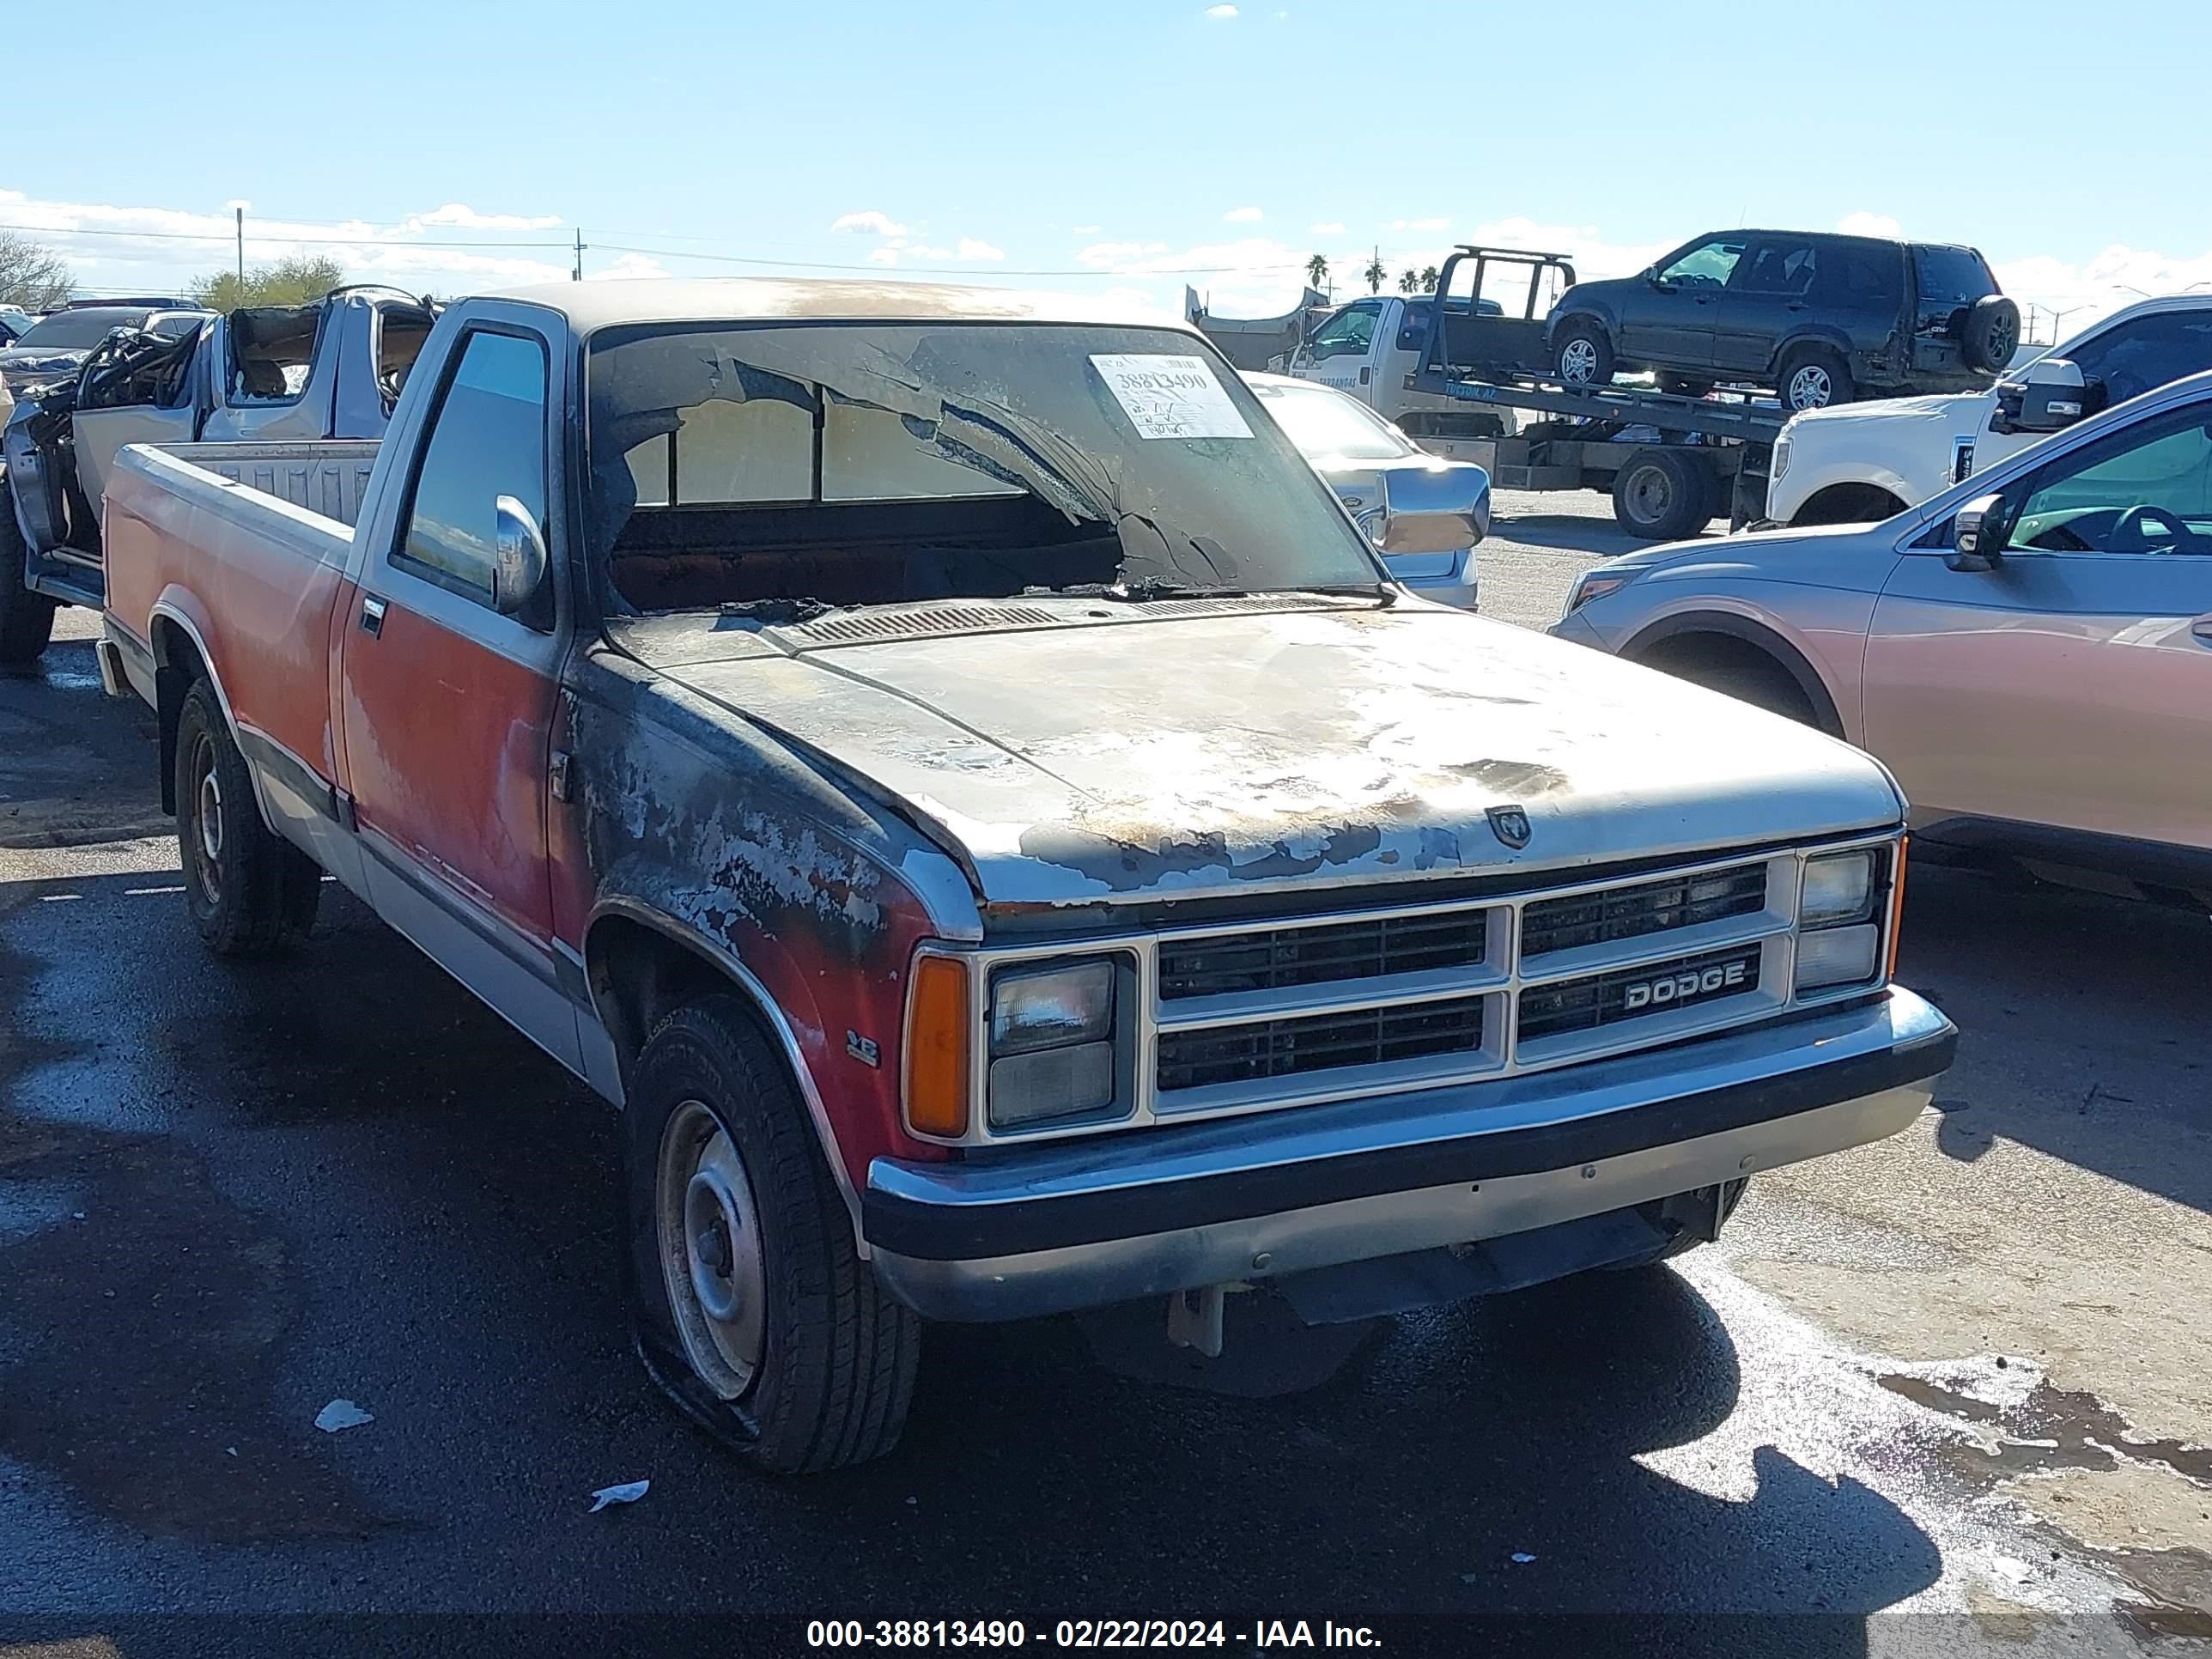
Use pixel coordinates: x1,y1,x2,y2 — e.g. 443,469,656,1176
1544,230,2021,410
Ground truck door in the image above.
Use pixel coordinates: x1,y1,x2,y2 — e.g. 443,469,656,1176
337,313,582,1070
1622,237,1741,369
1863,398,2212,855
1297,301,1387,400
1711,234,1819,377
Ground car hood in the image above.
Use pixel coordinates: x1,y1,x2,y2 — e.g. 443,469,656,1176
623,601,1900,912
0,345,87,388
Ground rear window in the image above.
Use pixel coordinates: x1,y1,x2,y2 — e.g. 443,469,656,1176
15,308,153,349
1913,246,1997,305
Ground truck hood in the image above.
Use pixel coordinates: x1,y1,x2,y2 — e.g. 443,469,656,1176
628,603,1901,911
1786,387,1994,446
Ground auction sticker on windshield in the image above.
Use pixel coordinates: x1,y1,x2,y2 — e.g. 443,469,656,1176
1089,355,1253,441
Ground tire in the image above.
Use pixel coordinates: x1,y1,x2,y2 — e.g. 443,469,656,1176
1962,295,2022,374
1609,450,1717,541
174,679,321,955
1553,321,1615,388
1657,374,1713,398
0,500,57,669
623,995,920,1474
1658,649,1818,726
1777,346,1854,411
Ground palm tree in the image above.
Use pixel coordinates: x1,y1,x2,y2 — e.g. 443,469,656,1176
1362,250,1386,295
1304,252,1329,292
1398,269,1419,295
1419,265,1440,294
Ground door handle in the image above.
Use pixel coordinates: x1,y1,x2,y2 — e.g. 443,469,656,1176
2191,615,2212,644
1786,301,1808,312
360,594,387,637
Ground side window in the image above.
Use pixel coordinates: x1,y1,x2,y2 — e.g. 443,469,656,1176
2007,404,2212,556
2064,313,2212,407
1658,238,1747,289
397,330,550,603
1826,246,1899,306
1393,300,1431,354
1307,303,1380,359
1733,239,1819,295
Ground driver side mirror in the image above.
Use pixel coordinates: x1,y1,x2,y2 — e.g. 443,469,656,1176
1646,267,1674,291
1947,492,2008,572
493,495,550,617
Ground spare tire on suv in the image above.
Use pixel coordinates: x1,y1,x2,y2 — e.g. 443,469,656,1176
1962,295,2022,374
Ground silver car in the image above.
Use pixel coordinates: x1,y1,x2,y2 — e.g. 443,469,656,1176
1244,371,1488,608
1552,369,2212,902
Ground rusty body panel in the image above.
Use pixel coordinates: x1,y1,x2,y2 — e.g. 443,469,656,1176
612,600,1905,915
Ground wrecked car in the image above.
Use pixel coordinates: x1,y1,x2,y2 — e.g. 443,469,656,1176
0,285,435,665
93,279,1956,1472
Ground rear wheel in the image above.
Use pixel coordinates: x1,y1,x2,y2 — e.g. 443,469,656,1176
1610,450,1717,540
1777,346,1854,411
174,680,321,955
623,995,920,1473
0,502,57,669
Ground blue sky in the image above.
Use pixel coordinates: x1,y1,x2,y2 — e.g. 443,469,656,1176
8,0,2207,332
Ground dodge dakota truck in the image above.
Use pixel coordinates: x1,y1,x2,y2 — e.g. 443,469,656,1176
96,279,1956,1473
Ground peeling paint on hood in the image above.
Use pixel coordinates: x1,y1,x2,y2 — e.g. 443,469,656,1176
626,606,1902,910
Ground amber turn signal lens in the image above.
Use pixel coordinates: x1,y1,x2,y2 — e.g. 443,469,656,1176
1887,837,1910,974
905,956,970,1137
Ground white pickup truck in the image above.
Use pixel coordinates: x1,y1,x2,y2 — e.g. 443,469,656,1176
1290,293,1528,445
0,285,436,664
1768,295,2212,526
94,277,1954,1472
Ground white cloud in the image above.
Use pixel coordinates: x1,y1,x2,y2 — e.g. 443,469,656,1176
1994,244,2212,342
1071,224,1102,235
1204,3,1238,15
1309,221,1346,235
1389,217,1450,233
587,252,671,282
830,210,907,238
1837,210,1903,240
957,238,1006,261
1224,206,1263,224
410,203,562,231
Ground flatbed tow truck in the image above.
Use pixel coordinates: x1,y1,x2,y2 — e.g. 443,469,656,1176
1401,245,1790,539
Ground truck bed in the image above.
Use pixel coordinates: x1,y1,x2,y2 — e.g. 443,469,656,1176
99,441,365,882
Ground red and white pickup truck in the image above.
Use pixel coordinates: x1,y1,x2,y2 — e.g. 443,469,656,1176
95,280,1955,1472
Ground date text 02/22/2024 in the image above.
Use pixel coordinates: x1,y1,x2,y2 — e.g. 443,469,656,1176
804,1620,1383,1649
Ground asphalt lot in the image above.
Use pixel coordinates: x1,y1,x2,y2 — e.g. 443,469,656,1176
3,500,2209,1655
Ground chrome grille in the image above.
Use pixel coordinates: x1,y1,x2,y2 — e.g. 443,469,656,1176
1516,942,1766,1045
1521,862,1767,959
1157,996,1486,1093
1158,909,1486,1000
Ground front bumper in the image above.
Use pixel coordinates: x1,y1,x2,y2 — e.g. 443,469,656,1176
866,988,1954,1321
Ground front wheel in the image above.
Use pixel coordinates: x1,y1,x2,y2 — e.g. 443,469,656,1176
0,502,57,669
174,680,322,955
1553,323,1615,388
623,996,920,1473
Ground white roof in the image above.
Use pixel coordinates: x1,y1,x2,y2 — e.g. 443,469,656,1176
484,276,1188,335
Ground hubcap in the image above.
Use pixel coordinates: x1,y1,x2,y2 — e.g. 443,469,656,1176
657,1100,767,1400
190,737,223,904
1787,365,1832,409
1625,465,1673,525
1560,338,1598,384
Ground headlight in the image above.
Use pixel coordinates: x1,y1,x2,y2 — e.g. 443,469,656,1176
987,958,1122,1130
1565,573,1630,614
1771,428,1793,480
1794,847,1895,994
1800,850,1875,927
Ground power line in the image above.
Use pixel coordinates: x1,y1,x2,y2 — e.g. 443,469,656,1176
0,221,570,250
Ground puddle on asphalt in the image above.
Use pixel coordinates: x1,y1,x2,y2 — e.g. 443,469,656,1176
1875,1365,2212,1484
0,913,391,1543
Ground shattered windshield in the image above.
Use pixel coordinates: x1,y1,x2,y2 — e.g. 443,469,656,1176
583,322,1386,616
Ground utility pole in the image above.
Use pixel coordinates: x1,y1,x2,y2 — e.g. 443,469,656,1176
573,229,586,282
235,207,245,286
